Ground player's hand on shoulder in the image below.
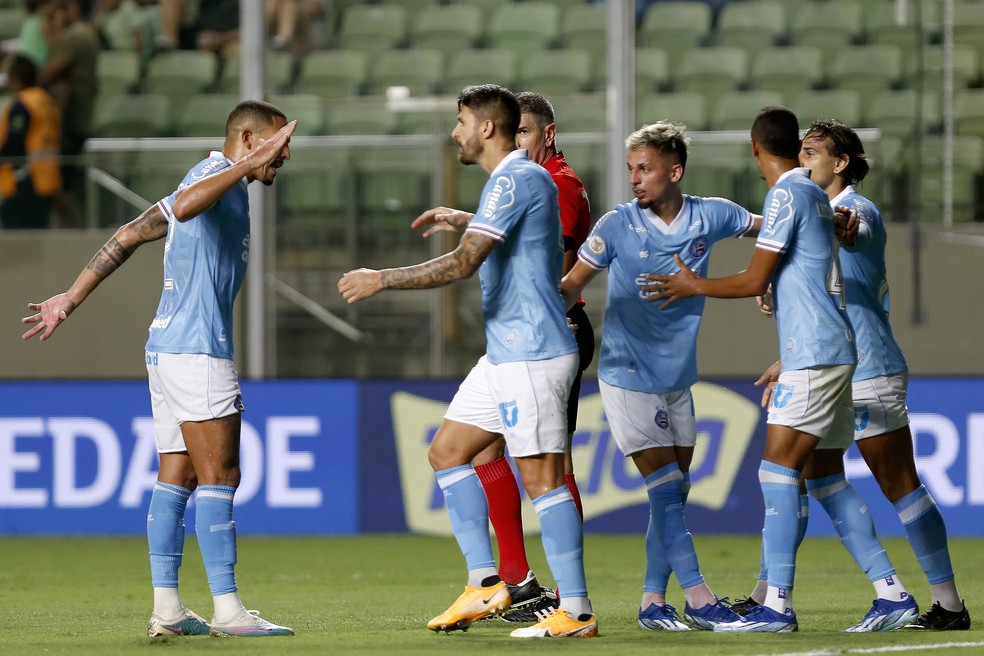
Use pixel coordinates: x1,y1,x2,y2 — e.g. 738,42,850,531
21,293,77,342
338,268,383,303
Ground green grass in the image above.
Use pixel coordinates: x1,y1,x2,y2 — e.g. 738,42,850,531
0,535,981,655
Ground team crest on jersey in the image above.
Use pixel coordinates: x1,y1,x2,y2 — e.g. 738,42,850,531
480,174,516,220
764,188,794,234
654,409,669,430
854,405,869,432
499,400,519,428
773,383,794,408
588,235,606,254
689,236,708,259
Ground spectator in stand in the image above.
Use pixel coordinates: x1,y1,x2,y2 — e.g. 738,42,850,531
16,1,50,67
266,0,325,59
37,0,99,228
156,0,239,60
0,53,62,229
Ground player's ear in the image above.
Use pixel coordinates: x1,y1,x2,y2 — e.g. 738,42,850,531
544,123,556,147
241,128,255,150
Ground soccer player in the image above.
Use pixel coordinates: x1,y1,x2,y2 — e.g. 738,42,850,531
734,118,970,631
338,84,597,639
560,121,756,632
414,91,594,622
22,101,296,638
646,106,901,633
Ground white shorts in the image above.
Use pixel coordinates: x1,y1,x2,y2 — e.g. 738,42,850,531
599,381,696,456
146,351,244,453
852,373,909,441
444,353,577,458
767,364,854,449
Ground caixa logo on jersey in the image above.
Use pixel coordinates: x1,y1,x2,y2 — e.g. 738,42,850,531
389,383,760,536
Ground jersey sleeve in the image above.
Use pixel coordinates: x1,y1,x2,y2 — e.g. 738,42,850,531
702,197,754,240
577,209,616,270
843,195,877,252
466,170,525,242
756,185,797,254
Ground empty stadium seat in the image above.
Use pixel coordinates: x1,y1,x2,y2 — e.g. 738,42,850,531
410,4,482,58
324,100,397,135
789,0,863,69
364,48,444,97
560,3,607,63
93,93,172,138
749,46,824,95
955,90,984,140
216,50,295,95
294,50,370,98
269,94,327,136
905,44,981,94
336,4,408,54
789,89,862,127
638,2,713,67
517,49,594,95
444,49,517,94
143,50,219,102
637,92,709,131
635,48,671,96
828,45,903,109
175,93,239,137
710,90,785,131
675,47,749,102
865,0,940,51
865,89,940,138
486,2,561,59
715,1,788,52
97,50,142,98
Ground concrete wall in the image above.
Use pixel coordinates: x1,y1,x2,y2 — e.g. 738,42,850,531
2,223,983,380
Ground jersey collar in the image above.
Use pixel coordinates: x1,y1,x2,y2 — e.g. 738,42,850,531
640,196,689,235
491,149,528,176
829,185,856,207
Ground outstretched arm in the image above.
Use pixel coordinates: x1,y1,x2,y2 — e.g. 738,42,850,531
338,230,496,303
21,203,170,341
642,248,781,309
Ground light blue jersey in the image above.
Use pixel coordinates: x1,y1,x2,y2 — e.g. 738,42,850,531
757,168,856,371
831,186,908,380
466,149,577,364
145,152,250,359
579,196,754,393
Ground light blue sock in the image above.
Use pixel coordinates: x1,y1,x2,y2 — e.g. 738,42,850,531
895,485,955,584
646,463,704,590
195,485,238,595
643,469,691,595
797,493,810,549
759,461,801,590
807,472,895,582
435,465,495,573
147,482,191,588
534,486,587,598
643,511,671,595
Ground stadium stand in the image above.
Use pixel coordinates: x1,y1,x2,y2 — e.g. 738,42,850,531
675,46,749,103
516,48,594,95
637,1,713,67
748,45,824,95
142,50,219,106
364,48,444,97
92,93,172,138
828,44,904,110
216,50,295,95
715,1,788,52
444,48,517,94
865,0,940,51
409,4,483,58
710,90,785,131
336,4,408,56
269,94,327,136
637,91,709,131
635,48,672,96
788,0,864,69
486,2,561,59
789,89,863,128
294,49,370,98
324,99,397,135
865,89,941,139
175,93,239,137
560,3,607,64
906,44,981,94
96,49,142,98
955,90,984,140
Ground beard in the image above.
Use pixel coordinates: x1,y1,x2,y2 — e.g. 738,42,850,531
457,133,482,165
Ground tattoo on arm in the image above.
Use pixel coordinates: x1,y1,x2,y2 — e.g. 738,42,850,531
86,237,132,279
84,205,168,279
381,232,495,290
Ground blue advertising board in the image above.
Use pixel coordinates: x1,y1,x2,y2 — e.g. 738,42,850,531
0,380,359,535
0,378,980,536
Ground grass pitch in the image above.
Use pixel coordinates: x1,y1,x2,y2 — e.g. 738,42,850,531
0,534,981,655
